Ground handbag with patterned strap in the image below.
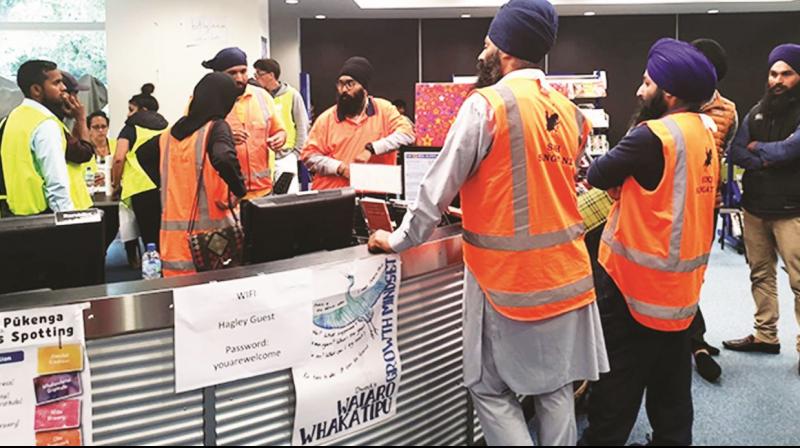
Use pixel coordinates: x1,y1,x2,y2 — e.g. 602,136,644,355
186,150,244,272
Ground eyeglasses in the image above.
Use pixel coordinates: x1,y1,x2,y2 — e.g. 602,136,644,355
90,125,108,131
336,79,358,90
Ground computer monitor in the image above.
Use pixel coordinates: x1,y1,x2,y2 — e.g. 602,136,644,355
242,188,356,264
0,210,106,295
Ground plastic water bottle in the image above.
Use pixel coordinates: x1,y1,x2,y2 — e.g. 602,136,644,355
84,166,95,194
142,243,162,280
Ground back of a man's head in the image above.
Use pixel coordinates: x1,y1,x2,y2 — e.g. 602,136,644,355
254,58,281,80
17,60,57,99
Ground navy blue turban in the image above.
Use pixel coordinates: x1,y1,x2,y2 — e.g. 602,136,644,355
488,0,558,63
647,38,717,102
202,47,248,72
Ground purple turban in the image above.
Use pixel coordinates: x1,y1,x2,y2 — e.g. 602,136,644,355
647,38,718,102
768,44,800,74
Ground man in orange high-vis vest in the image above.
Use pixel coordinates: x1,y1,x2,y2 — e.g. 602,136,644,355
369,1,609,445
301,57,415,191
581,39,719,446
202,48,287,199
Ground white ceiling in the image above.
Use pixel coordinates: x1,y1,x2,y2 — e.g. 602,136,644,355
270,0,800,18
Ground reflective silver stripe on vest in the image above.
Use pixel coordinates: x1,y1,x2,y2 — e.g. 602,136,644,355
160,133,170,211
253,168,272,180
162,260,196,272
161,126,230,232
161,217,232,232
487,275,594,308
602,116,711,273
462,83,584,252
463,223,585,252
575,107,587,160
253,88,270,120
495,84,530,235
625,295,699,321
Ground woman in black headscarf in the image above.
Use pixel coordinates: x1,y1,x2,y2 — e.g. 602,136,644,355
135,73,246,271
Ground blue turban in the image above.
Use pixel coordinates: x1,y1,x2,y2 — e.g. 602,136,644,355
488,0,558,63
202,47,248,72
647,38,718,103
768,44,800,74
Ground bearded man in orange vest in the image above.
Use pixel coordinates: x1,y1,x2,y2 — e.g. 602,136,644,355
580,39,719,446
202,48,287,199
369,0,609,445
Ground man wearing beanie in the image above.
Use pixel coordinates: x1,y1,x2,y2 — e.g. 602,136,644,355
582,38,719,446
301,56,414,190
369,1,609,444
725,44,800,376
202,47,287,199
686,38,738,384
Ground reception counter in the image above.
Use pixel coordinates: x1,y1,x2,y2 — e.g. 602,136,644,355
0,225,483,446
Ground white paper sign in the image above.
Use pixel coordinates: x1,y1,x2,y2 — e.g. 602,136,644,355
292,256,402,446
403,151,438,204
0,304,92,446
350,164,403,195
173,270,314,393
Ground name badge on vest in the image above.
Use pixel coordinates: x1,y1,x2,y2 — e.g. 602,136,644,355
55,209,102,226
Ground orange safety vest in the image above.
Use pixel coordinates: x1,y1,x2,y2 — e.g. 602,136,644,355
461,78,596,322
227,85,274,199
159,123,235,277
599,112,719,332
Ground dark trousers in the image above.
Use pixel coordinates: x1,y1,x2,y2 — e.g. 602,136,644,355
688,209,720,353
130,190,161,249
688,308,708,353
582,265,693,446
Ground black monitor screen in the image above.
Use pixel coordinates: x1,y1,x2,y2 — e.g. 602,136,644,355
243,188,356,264
0,211,106,295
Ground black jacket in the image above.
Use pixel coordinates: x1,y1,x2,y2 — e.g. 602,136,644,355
742,99,800,217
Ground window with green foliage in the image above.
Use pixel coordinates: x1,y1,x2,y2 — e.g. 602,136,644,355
0,0,106,83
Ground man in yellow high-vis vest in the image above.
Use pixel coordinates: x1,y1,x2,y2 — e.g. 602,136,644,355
253,58,310,193
0,60,74,216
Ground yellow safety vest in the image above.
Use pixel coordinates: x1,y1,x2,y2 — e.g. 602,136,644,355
85,138,117,174
0,104,84,215
274,88,297,151
121,126,163,201
66,153,94,211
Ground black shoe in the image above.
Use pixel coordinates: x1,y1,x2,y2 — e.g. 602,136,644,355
704,343,721,357
695,351,722,383
723,335,780,354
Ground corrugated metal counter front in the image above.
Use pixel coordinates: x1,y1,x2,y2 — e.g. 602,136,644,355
0,225,475,446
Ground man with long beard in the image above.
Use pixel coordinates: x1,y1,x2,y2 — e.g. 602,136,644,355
0,60,74,216
301,57,414,191
581,39,719,446
368,1,609,444
725,44,800,376
203,47,287,199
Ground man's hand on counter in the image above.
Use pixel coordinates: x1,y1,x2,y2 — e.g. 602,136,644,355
354,149,372,163
336,163,350,179
368,230,395,254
